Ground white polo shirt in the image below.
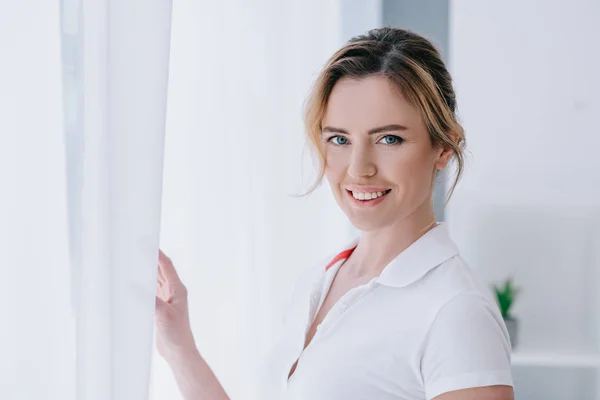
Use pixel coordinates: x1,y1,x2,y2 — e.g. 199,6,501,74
259,223,513,400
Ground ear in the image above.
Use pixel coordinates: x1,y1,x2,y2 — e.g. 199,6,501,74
435,146,454,170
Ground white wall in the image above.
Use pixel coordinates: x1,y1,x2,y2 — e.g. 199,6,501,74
340,0,382,41
448,1,600,398
449,0,600,206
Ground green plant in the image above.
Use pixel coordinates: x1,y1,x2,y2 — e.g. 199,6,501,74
493,278,520,320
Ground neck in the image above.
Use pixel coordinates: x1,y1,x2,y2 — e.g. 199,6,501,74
346,200,437,279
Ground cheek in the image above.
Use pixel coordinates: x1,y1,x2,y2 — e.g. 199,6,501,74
379,152,411,182
383,150,435,190
323,150,346,181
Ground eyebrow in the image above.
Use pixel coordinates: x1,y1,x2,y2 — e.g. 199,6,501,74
322,124,408,135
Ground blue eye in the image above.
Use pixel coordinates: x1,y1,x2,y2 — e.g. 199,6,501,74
328,136,349,145
378,135,403,145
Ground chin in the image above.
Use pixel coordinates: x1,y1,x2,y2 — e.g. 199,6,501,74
333,193,397,232
346,214,393,232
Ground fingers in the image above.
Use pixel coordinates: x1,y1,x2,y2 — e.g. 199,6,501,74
156,278,175,303
155,295,169,313
158,249,182,284
157,261,166,284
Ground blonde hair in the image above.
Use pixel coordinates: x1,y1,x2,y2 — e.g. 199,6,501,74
303,28,466,204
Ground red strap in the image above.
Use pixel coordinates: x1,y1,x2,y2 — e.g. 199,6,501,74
325,247,357,271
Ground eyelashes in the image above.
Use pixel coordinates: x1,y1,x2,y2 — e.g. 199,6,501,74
377,135,404,145
325,134,404,146
326,135,349,145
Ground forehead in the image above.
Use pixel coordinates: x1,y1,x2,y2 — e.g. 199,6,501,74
322,75,422,130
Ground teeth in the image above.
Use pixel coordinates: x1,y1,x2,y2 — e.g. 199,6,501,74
351,190,388,201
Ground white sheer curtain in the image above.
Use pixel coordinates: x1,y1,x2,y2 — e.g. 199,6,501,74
1,1,171,399
151,1,351,399
2,1,353,398
1,2,74,398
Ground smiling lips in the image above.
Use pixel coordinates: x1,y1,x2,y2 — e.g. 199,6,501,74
345,186,392,202
349,189,391,200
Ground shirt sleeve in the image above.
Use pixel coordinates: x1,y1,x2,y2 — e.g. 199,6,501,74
421,292,514,400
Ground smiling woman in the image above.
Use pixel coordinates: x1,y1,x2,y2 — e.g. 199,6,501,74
275,28,512,399
319,74,455,232
304,29,466,207
155,27,514,400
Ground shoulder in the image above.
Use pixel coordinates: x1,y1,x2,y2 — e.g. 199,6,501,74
419,255,499,314
417,257,513,398
407,253,510,352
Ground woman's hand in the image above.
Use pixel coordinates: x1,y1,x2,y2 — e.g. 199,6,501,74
155,250,231,399
155,250,196,360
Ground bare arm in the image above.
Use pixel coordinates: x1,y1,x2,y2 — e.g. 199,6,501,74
162,347,230,400
155,250,230,400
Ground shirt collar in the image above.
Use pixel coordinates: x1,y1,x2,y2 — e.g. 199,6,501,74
324,223,459,288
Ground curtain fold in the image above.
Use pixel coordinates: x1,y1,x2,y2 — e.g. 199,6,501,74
72,1,172,399
1,2,74,398
1,1,171,399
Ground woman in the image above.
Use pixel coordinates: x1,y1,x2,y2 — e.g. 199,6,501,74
155,28,514,400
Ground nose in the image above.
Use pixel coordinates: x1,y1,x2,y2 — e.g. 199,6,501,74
348,145,377,179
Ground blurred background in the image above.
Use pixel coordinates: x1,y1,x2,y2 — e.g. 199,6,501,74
1,0,599,399
154,0,600,398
